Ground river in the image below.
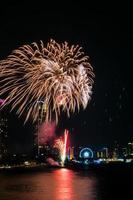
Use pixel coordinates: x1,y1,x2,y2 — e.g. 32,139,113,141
0,165,132,200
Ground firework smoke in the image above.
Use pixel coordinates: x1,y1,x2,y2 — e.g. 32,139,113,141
37,121,56,145
46,158,60,167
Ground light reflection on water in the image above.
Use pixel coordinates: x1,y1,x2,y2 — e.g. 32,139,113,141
54,168,97,200
0,168,97,200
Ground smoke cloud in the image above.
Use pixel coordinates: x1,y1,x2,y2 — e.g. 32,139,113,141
38,121,56,145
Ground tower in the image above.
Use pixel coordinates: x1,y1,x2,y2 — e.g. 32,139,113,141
33,101,46,158
0,114,8,160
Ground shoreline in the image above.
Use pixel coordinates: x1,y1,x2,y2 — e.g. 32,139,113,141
0,161,132,173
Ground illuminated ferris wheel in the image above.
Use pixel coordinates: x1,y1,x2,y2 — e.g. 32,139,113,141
79,147,94,159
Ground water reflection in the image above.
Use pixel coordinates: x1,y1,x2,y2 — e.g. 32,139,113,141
54,168,97,200
0,169,97,200
54,169,73,200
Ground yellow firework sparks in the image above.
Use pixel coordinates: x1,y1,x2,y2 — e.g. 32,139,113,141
0,39,95,123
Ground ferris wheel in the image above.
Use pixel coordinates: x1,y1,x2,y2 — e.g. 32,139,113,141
79,147,94,159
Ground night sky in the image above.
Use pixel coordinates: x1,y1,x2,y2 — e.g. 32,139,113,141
0,2,132,153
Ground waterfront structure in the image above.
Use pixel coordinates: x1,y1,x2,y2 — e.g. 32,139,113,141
96,147,108,159
79,147,94,159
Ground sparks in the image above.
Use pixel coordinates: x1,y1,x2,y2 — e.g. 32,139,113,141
0,39,95,123
54,129,68,166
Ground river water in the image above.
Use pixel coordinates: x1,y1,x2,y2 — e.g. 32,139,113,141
0,166,132,200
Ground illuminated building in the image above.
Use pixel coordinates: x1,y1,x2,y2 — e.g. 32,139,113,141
96,148,108,159
0,115,8,160
122,147,128,157
68,147,75,160
112,149,118,160
127,142,133,156
111,141,121,159
33,101,46,158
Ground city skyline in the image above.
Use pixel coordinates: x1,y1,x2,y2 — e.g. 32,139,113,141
1,112,132,154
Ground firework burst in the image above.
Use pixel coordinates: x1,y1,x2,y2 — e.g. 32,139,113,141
0,39,94,123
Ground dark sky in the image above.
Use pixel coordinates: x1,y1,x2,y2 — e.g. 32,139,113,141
0,2,132,153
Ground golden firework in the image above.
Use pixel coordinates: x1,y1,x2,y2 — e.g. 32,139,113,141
0,39,95,123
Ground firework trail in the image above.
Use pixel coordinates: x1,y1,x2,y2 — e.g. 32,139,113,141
0,99,5,106
54,129,68,166
0,39,94,123
62,129,68,165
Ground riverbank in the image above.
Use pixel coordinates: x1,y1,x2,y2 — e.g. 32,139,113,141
0,161,132,174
